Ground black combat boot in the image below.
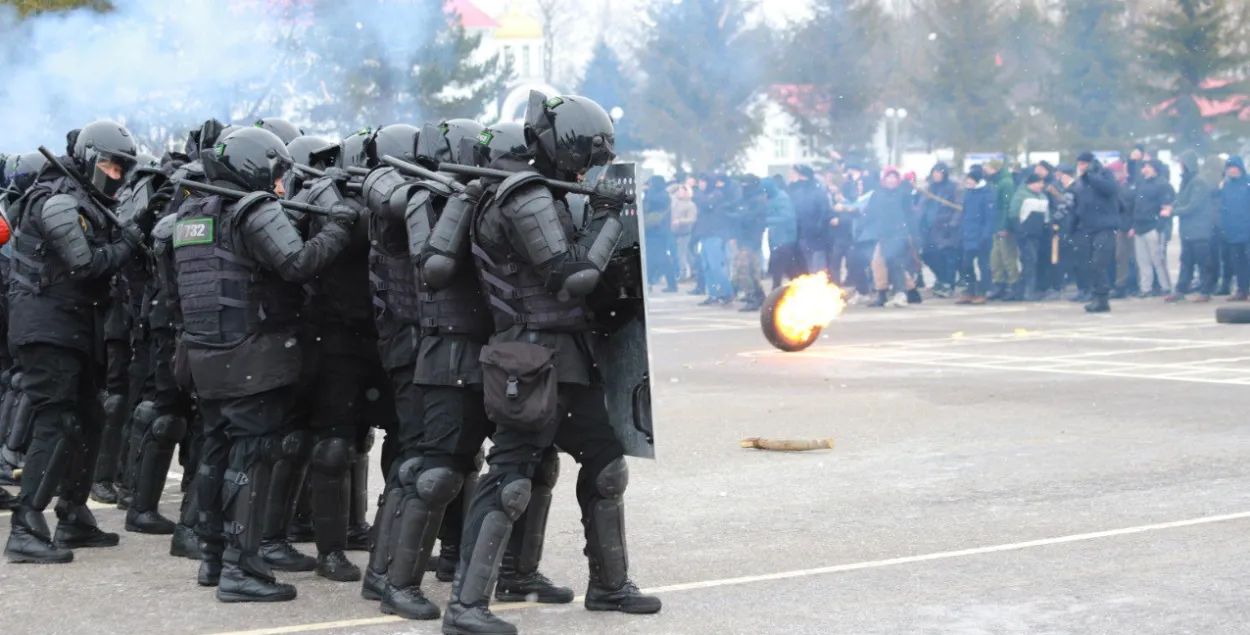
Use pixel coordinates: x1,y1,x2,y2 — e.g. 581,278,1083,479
170,523,202,560
5,506,73,563
316,550,362,582
53,501,119,549
260,538,316,572
1084,295,1111,313
584,561,662,614
89,481,119,505
495,557,574,604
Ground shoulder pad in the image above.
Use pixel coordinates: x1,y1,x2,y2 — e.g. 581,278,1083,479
152,212,177,241
412,179,453,198
307,177,343,208
236,191,278,217
495,170,546,203
43,193,80,217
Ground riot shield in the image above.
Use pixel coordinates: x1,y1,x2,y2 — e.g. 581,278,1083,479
587,162,654,459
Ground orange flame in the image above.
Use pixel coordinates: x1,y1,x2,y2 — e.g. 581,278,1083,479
774,272,845,344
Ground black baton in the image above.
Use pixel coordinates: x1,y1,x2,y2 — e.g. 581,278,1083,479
380,156,465,192
436,163,636,204
173,179,333,216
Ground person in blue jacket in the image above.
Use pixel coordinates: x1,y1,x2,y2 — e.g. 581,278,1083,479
1218,156,1250,301
956,165,996,304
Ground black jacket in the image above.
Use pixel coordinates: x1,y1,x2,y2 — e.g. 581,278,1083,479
790,178,832,247
1074,163,1122,233
1129,176,1175,235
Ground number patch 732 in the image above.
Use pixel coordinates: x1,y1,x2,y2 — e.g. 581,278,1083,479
174,218,214,247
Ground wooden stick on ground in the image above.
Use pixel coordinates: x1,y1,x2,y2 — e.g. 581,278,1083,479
740,437,835,451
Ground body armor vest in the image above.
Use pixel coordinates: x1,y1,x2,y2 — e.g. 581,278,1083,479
366,199,422,328
470,183,590,331
9,176,111,303
173,194,302,347
415,199,492,339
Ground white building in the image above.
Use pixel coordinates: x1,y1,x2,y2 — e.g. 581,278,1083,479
449,0,561,123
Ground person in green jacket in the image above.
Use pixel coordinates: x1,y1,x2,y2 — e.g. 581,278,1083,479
985,159,1019,300
1011,174,1050,301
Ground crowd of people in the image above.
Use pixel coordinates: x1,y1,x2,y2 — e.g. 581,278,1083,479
0,92,659,635
641,146,1250,314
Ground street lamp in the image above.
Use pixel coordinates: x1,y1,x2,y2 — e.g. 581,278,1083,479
610,106,624,121
885,107,908,167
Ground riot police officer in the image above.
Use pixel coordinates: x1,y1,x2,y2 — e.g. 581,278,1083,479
444,95,659,635
0,151,46,490
174,126,357,602
93,152,164,509
118,152,191,535
4,121,144,564
254,117,304,145
275,128,398,584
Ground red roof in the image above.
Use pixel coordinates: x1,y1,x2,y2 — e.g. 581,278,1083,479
1149,78,1250,121
446,0,498,29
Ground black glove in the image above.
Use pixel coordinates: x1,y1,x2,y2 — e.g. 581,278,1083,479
118,221,144,248
324,167,351,183
589,180,630,215
330,202,358,227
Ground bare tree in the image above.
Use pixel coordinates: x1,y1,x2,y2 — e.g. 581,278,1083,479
534,0,574,84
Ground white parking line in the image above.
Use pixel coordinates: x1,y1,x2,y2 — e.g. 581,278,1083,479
201,510,1250,635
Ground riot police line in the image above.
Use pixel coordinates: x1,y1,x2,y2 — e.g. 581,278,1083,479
0,91,660,635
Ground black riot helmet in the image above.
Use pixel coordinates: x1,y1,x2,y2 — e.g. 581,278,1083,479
474,122,528,167
310,128,372,169
524,92,616,180
253,117,304,145
129,152,160,179
436,119,485,166
3,151,48,196
72,119,139,197
286,135,329,168
369,124,421,165
207,127,293,193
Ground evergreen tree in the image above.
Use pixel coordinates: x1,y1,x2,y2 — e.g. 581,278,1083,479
1137,0,1249,152
910,0,1014,154
1047,0,1137,150
410,5,511,124
776,0,888,156
577,39,641,155
633,0,764,172
2,0,112,18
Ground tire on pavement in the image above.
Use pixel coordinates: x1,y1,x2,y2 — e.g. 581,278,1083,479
1215,306,1250,324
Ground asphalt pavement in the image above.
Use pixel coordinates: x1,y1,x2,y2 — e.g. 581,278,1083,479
4,286,1250,635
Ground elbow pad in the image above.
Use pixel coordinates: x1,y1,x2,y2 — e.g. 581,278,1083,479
362,167,417,220
549,216,622,300
421,193,473,288
42,194,93,273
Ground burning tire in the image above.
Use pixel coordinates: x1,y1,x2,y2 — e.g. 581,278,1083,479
759,273,844,353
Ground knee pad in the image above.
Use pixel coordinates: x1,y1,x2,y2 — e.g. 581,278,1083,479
397,456,423,487
358,427,375,454
102,392,125,420
594,457,629,499
311,437,353,474
499,477,532,522
151,415,188,444
133,400,158,428
415,467,465,507
279,430,311,460
537,448,560,487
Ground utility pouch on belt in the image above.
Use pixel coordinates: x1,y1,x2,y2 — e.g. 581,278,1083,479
479,342,557,431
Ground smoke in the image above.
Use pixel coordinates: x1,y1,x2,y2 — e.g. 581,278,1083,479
0,0,445,154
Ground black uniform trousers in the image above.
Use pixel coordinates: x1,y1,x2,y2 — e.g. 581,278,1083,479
385,364,424,482
196,386,292,549
460,383,624,569
1084,229,1117,299
14,344,106,509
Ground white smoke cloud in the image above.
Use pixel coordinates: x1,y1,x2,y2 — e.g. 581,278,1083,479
0,0,444,154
